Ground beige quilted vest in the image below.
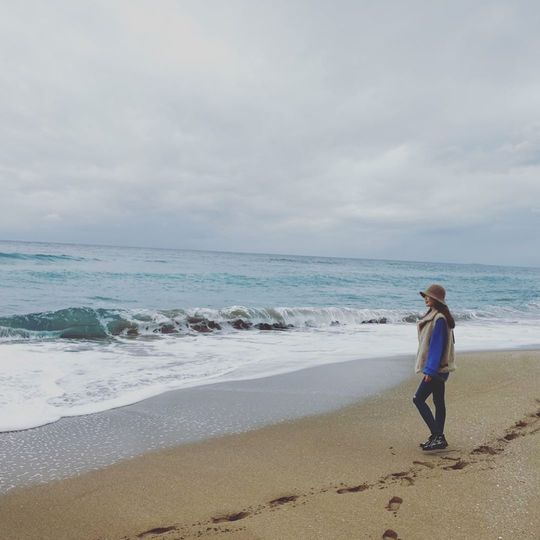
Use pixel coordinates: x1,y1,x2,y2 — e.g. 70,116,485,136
415,309,455,374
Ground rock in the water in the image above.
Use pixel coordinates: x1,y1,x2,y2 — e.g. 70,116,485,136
207,320,222,330
362,317,387,324
187,316,222,332
255,322,292,331
255,323,273,330
231,319,252,330
159,323,178,334
191,323,212,333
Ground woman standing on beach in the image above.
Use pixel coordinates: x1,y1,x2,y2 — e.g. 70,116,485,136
413,284,455,451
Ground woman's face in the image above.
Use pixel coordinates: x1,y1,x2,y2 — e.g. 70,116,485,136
424,295,435,308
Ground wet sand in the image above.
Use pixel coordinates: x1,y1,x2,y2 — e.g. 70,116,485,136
0,353,411,493
1,349,539,539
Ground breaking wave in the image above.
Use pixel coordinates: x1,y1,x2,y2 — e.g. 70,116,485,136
1,304,538,341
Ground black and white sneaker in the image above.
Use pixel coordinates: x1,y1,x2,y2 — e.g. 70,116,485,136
422,434,448,451
419,434,436,448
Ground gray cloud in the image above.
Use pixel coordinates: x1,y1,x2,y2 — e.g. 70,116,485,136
1,1,539,265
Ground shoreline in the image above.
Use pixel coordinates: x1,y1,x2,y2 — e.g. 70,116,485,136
2,321,539,433
1,344,539,494
1,352,413,494
3,341,539,436
1,349,539,539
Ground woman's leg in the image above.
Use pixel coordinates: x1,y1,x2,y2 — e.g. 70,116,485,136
432,380,446,435
413,379,438,434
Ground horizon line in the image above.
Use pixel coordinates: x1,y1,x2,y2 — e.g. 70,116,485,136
1,237,538,271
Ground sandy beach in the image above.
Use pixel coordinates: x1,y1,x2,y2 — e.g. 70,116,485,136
1,349,539,539
3,2,540,538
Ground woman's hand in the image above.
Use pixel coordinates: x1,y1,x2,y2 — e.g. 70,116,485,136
423,374,432,382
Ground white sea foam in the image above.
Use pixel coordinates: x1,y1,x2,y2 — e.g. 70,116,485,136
1,320,539,432
3,303,540,343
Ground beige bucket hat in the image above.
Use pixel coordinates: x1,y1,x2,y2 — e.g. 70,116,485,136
419,283,447,306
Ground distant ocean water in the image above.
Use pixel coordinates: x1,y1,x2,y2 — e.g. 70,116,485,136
1,240,539,432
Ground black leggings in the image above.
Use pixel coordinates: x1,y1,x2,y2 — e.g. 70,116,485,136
413,378,446,435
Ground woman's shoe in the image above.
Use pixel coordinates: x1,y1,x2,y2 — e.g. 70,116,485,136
419,434,436,448
422,434,448,451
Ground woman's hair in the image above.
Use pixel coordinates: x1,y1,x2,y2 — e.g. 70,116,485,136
423,300,456,329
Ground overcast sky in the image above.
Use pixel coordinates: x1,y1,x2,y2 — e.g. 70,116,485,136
1,1,539,266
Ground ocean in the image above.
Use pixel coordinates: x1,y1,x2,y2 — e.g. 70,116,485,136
1,239,539,432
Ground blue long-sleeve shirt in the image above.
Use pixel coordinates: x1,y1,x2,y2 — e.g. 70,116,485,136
423,318,448,378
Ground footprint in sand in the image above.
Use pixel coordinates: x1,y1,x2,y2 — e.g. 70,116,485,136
211,511,250,523
386,471,415,486
442,459,468,470
269,495,298,506
336,483,370,494
472,445,501,455
382,529,399,539
137,525,177,537
386,496,403,514
413,460,435,469
401,476,415,486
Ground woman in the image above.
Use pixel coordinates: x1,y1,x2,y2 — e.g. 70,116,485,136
413,284,455,451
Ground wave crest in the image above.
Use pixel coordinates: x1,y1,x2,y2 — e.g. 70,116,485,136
0,303,538,341
0,252,86,262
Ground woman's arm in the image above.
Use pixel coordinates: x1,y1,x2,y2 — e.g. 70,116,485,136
423,318,448,379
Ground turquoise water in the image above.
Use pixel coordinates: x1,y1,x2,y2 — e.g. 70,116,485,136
1,240,539,336
1,239,539,433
